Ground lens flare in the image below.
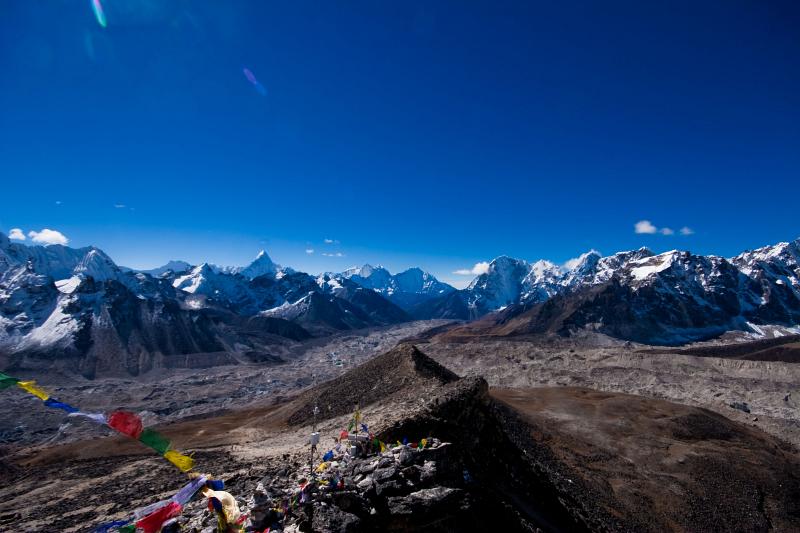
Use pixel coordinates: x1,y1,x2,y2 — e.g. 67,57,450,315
91,0,107,28
243,67,267,96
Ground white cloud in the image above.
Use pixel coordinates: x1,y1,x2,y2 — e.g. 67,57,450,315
634,220,658,234
8,228,26,240
323,238,340,245
305,248,315,254
322,252,345,257
659,227,674,235
114,204,126,208
453,261,491,276
680,226,694,235
27,228,69,245
563,249,601,270
55,200,62,205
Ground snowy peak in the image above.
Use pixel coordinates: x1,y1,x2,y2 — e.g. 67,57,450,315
732,239,800,278
140,260,192,277
73,248,120,282
172,263,223,294
625,250,682,282
336,264,454,310
240,249,278,280
394,267,449,294
342,264,386,279
466,256,531,312
343,264,393,289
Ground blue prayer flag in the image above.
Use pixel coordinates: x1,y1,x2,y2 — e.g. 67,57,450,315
44,398,79,414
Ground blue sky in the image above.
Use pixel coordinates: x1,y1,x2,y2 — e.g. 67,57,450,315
1,1,798,288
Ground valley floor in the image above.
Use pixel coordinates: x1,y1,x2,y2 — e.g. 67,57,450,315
419,336,800,448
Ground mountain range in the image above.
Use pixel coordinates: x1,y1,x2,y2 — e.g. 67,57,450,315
1,230,799,376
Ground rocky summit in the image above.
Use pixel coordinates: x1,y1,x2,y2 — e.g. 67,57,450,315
2,344,798,532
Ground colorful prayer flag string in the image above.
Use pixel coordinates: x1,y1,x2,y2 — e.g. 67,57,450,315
1,372,194,472
95,476,207,532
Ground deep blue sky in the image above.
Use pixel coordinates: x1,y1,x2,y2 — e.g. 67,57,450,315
1,1,798,287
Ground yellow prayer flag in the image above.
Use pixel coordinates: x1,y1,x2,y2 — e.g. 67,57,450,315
17,380,49,401
164,449,194,472
316,462,329,472
421,438,427,448
380,441,387,453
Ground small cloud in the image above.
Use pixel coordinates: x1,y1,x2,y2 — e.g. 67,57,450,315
305,248,315,254
8,228,26,241
634,220,658,234
322,252,345,257
659,227,674,235
114,204,126,209
324,238,340,245
55,200,62,205
28,228,69,245
453,261,491,276
680,226,694,235
563,249,601,270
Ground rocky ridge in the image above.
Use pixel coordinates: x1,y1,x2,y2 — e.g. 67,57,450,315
2,344,798,532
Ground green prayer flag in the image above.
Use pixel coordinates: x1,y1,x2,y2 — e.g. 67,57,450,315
0,372,19,390
138,428,171,455
119,525,136,533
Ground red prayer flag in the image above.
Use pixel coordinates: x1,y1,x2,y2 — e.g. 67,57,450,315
108,411,144,439
136,502,182,533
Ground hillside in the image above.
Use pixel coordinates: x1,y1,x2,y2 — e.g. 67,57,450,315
1,344,798,532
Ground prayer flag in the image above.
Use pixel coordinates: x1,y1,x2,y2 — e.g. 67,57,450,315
94,519,131,532
108,411,143,439
172,476,207,506
139,428,170,455
44,398,79,414
135,501,182,533
17,380,49,401
68,411,108,425
164,450,194,472
207,479,225,491
132,499,171,521
0,372,19,390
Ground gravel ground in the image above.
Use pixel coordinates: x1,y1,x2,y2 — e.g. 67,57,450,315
0,321,451,449
418,336,800,447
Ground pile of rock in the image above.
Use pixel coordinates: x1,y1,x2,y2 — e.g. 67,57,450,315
241,439,470,532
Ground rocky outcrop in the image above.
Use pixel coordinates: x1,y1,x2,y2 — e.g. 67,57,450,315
286,344,459,426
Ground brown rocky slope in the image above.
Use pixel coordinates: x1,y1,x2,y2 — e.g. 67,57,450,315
1,344,798,531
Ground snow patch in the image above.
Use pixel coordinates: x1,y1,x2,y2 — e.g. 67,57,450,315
55,276,82,294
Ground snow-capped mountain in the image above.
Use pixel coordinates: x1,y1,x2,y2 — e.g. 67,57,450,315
430,239,800,344
236,250,280,279
338,264,454,310
138,260,192,277
0,235,411,376
465,256,532,315
3,229,800,369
